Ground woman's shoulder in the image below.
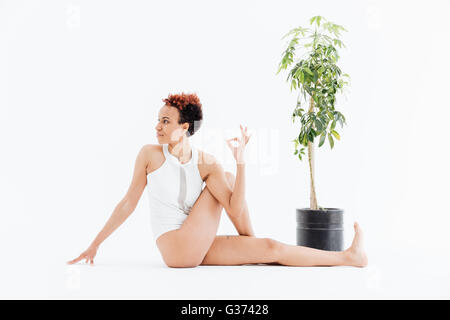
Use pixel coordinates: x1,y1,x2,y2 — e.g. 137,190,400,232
143,143,163,151
141,144,164,161
141,144,165,173
138,143,161,155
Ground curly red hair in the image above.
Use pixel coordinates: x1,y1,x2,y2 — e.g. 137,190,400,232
162,92,202,111
161,92,203,137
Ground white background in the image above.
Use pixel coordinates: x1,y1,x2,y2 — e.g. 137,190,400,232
1,0,450,299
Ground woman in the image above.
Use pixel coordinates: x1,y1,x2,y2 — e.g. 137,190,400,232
67,92,368,268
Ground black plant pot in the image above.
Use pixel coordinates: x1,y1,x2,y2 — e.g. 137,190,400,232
296,208,344,251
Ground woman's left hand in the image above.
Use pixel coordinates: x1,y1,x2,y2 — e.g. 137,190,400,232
226,124,252,164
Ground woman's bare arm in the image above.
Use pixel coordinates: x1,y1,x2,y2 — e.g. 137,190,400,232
67,145,149,265
203,125,251,219
204,158,245,218
88,198,136,248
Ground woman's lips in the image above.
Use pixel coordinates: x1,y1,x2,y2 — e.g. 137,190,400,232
157,133,164,136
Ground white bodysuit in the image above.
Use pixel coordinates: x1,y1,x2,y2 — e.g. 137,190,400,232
146,143,205,241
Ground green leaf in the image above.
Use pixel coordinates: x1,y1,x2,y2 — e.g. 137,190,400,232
331,130,340,140
300,70,305,83
316,16,322,27
314,119,323,131
308,131,314,142
328,133,334,149
318,132,326,147
331,120,336,130
301,132,308,146
304,67,314,76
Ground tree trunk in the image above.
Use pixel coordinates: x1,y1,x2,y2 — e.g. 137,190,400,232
308,98,318,210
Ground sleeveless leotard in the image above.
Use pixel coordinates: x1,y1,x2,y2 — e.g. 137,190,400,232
146,143,205,241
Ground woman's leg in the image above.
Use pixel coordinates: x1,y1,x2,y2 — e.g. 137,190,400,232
156,171,255,268
155,185,224,268
224,172,255,237
156,174,367,268
201,223,368,267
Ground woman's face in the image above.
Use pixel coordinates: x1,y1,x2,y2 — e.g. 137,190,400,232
155,104,189,144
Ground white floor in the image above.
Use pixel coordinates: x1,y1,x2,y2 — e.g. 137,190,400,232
2,246,449,299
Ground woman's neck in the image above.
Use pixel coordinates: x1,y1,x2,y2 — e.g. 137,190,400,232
168,137,192,163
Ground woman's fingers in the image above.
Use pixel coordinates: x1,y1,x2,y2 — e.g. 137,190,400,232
240,124,248,136
240,124,250,141
67,254,83,265
75,255,84,264
240,124,245,138
228,125,252,151
226,137,240,148
67,247,98,265
246,133,252,144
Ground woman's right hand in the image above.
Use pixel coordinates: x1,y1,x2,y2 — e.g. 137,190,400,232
67,244,99,265
226,124,252,164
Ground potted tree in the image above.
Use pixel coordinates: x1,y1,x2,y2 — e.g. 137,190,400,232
276,16,350,251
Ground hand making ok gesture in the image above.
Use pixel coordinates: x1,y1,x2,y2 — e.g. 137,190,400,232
226,124,252,164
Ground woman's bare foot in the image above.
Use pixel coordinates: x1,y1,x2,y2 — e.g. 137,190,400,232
344,222,368,267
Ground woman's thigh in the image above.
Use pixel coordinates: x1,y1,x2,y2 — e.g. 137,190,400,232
156,186,224,267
